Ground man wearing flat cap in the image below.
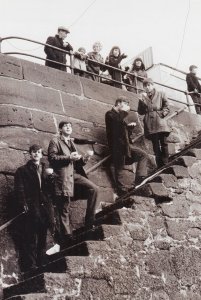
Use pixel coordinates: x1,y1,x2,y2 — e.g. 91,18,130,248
44,26,73,71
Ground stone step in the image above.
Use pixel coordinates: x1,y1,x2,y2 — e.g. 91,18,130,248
6,294,53,300
21,225,124,280
4,273,81,299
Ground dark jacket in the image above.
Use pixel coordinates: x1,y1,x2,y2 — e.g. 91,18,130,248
186,73,201,93
48,136,87,197
128,58,147,93
105,47,127,88
44,35,73,71
86,52,104,81
14,160,54,225
105,108,131,165
138,89,170,136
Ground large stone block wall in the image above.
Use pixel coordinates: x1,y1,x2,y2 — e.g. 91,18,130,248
1,53,201,292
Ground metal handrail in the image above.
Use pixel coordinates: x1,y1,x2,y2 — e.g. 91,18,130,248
158,62,201,81
0,35,194,109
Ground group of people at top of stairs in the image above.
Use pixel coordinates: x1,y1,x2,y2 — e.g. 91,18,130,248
44,26,201,113
44,26,147,91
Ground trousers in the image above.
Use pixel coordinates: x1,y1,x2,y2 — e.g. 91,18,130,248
111,145,149,196
149,132,169,168
55,174,98,241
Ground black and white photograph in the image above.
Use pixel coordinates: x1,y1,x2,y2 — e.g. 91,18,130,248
0,0,201,299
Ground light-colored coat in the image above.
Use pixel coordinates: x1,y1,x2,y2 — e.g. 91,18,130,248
139,90,170,135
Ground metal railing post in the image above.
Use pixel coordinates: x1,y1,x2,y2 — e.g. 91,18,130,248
186,93,192,113
0,37,2,53
70,51,74,75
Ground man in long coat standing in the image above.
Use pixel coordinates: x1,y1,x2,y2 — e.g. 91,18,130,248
105,96,149,197
139,78,170,168
48,121,98,247
44,26,73,71
14,144,54,272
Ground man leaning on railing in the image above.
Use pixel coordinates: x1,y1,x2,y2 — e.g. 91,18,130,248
44,26,73,72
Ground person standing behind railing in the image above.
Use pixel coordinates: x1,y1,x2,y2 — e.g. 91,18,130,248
127,58,147,93
73,47,88,77
105,46,127,89
44,26,73,72
86,41,104,81
186,65,201,115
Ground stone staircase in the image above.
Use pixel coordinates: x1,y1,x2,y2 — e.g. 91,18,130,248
3,144,201,299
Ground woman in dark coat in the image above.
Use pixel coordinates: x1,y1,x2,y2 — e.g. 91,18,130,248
128,57,147,93
105,46,127,89
138,78,170,168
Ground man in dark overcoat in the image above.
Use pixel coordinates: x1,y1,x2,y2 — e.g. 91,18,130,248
139,78,170,168
105,96,149,197
48,121,98,246
44,26,73,71
186,65,201,114
14,144,54,272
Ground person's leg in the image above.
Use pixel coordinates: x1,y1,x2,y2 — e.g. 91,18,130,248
191,94,201,114
74,174,98,226
150,133,163,168
36,223,48,267
55,196,71,239
129,146,149,184
159,133,169,165
19,220,38,272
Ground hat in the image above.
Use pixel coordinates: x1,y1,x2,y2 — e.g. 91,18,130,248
143,78,154,85
189,65,197,71
58,26,70,33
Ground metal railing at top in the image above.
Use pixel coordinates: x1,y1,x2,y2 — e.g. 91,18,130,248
0,36,196,111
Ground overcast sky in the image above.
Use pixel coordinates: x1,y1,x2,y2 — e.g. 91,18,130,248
1,0,201,75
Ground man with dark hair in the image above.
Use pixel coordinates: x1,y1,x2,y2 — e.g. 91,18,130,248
105,96,149,197
186,65,201,114
44,26,73,71
14,144,54,271
48,121,98,246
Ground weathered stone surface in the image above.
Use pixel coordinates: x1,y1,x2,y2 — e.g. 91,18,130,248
127,224,149,241
0,148,26,173
3,273,82,299
175,155,197,167
54,114,107,144
0,105,32,128
166,219,190,240
139,182,171,200
21,59,82,96
152,173,178,188
61,93,111,125
81,76,139,110
131,196,156,212
160,195,190,218
171,247,201,286
0,77,63,114
31,110,56,133
188,148,201,159
0,127,53,153
0,54,23,79
165,165,189,178
188,160,201,179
